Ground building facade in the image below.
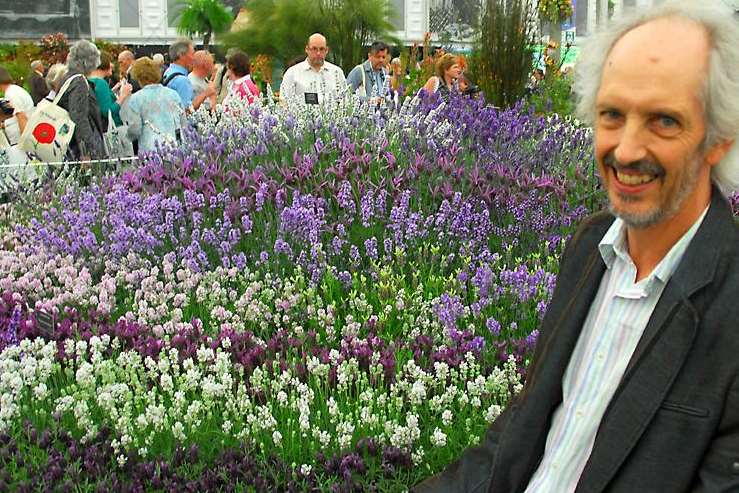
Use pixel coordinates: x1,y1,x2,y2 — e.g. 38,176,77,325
0,0,690,46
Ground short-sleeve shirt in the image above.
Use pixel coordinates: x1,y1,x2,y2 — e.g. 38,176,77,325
279,60,347,104
346,60,388,99
2,84,34,144
162,63,193,109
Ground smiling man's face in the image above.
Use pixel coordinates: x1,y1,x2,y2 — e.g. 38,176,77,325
594,16,718,229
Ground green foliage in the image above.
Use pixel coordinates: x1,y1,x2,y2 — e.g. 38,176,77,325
526,72,576,117
173,0,234,50
537,0,574,24
471,0,538,108
0,41,42,90
39,33,70,65
1,60,32,88
224,0,399,74
0,43,14,61
94,40,131,60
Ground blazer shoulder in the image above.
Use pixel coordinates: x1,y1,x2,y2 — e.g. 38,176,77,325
565,210,614,256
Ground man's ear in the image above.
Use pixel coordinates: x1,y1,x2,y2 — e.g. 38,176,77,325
705,138,735,167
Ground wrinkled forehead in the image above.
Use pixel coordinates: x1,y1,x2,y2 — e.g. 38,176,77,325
605,17,710,83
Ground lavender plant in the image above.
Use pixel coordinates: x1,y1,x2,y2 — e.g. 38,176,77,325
0,93,600,490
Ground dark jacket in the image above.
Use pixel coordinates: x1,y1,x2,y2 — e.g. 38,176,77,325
126,69,142,94
56,73,105,160
415,189,739,493
29,71,50,105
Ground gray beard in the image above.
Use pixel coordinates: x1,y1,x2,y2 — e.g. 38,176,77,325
609,155,702,229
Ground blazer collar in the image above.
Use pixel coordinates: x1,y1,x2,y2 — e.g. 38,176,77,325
489,213,611,492
490,188,735,493
576,188,735,493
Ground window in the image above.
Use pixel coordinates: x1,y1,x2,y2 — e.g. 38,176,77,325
391,0,405,30
168,0,182,27
119,0,139,28
0,0,71,15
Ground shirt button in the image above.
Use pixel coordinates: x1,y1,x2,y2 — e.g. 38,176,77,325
576,409,584,418
597,353,605,360
732,461,739,474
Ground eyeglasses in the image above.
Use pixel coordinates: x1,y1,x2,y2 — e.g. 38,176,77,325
307,46,328,53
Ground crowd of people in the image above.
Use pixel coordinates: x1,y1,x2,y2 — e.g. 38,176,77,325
0,38,264,171
0,32,474,179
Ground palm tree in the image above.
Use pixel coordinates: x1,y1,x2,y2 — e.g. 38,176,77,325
173,0,234,51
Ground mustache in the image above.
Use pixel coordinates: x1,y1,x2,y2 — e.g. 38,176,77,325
603,152,665,177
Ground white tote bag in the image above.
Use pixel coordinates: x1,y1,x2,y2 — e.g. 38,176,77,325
103,110,134,159
18,74,83,162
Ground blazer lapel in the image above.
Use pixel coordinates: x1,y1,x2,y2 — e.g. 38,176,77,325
490,234,608,492
575,191,731,493
574,290,698,493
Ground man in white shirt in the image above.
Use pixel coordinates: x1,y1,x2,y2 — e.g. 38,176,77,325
415,1,739,492
279,33,347,105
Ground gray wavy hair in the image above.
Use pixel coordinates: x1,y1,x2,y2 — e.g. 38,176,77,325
573,0,739,193
45,63,68,92
67,39,101,75
169,38,193,63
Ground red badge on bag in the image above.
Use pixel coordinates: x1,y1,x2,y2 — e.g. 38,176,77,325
32,122,56,144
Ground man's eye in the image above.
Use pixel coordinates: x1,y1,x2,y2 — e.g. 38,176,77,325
657,116,678,128
599,110,622,121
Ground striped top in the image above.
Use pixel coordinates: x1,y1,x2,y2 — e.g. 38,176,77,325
524,206,708,493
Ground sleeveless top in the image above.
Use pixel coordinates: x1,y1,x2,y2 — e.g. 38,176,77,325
432,76,453,102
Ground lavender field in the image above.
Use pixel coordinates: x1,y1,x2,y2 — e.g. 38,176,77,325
1,94,735,492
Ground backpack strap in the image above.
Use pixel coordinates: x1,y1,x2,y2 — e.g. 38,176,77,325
162,72,185,87
218,65,227,88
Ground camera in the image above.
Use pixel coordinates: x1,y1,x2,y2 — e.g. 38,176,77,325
0,99,14,116
462,85,481,96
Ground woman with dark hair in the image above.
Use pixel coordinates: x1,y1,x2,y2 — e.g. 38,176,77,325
421,53,461,102
224,52,260,107
56,40,106,160
88,51,132,126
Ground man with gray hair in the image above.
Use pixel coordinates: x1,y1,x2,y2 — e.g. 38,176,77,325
117,50,141,93
162,39,213,111
28,60,49,105
414,1,739,492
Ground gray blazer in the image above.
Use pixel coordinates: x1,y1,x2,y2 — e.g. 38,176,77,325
415,189,739,493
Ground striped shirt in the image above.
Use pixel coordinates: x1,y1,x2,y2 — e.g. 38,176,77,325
524,206,708,493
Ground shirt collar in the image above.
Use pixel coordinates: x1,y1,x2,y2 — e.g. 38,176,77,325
303,60,328,72
234,74,251,85
363,60,384,74
598,205,710,287
170,63,189,75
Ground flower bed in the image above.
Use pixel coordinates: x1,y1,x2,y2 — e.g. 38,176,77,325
0,93,621,491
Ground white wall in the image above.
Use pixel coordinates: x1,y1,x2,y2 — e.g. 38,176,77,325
90,0,180,44
392,0,429,45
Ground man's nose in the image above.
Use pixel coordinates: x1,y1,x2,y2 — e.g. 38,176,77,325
613,119,649,165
